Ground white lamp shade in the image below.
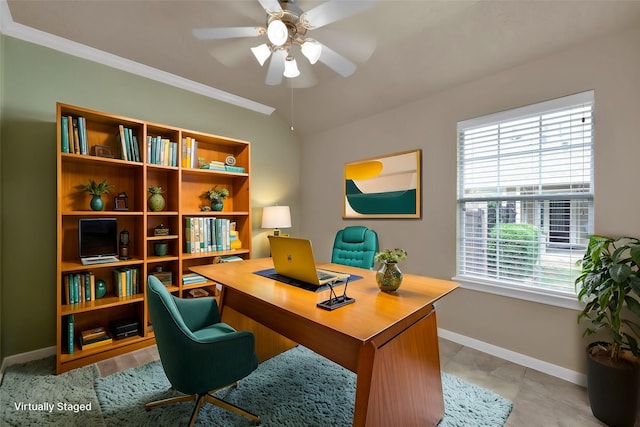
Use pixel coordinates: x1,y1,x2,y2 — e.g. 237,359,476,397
267,19,288,46
283,57,300,78
301,40,322,64
261,206,292,229
251,44,272,66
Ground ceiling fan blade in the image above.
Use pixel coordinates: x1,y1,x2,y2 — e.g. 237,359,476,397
258,0,283,13
265,50,286,86
318,43,356,78
313,27,377,63
304,0,377,29
193,26,262,40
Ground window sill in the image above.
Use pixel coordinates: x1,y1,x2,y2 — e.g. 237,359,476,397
451,276,583,310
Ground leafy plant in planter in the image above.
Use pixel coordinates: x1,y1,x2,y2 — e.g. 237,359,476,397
575,234,640,427
204,186,229,211
77,179,114,211
374,248,408,292
78,179,114,196
374,248,408,264
148,186,165,212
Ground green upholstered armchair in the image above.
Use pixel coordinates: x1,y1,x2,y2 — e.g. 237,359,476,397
331,225,379,269
146,275,260,426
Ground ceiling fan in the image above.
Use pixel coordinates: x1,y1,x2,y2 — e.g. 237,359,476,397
193,0,376,86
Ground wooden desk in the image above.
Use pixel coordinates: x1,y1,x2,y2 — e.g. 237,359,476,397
191,258,458,427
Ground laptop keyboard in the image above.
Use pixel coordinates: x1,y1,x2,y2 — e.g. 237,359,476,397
317,271,335,280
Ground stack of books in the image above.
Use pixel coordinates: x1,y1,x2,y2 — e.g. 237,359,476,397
79,326,112,350
182,273,207,285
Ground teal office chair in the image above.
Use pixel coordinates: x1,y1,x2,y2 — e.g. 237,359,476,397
146,276,260,426
331,226,379,269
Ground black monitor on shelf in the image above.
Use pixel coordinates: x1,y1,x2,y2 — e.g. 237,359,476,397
78,218,118,263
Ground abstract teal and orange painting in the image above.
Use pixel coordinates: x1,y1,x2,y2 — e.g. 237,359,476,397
343,150,421,218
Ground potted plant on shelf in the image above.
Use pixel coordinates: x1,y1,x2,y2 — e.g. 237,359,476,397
575,235,640,427
374,248,408,293
204,186,229,211
78,179,114,211
148,186,165,212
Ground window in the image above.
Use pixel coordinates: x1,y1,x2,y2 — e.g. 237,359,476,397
456,91,594,308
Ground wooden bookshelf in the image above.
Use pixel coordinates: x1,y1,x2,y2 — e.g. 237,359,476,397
56,103,252,373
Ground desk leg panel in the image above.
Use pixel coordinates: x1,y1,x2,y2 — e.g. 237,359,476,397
354,310,444,427
221,306,297,362
221,287,360,370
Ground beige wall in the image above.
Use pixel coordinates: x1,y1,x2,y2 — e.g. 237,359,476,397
299,25,640,374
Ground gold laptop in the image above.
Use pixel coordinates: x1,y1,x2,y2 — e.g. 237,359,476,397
268,236,350,286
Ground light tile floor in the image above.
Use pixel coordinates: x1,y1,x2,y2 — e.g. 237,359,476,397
97,338,630,426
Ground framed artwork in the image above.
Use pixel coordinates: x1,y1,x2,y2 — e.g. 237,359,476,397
343,149,421,219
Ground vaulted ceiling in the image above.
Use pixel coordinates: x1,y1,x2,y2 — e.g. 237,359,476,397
6,1,640,137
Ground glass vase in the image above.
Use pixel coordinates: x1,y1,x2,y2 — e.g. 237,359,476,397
376,262,403,292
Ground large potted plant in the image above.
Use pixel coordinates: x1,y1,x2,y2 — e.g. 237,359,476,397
575,235,640,427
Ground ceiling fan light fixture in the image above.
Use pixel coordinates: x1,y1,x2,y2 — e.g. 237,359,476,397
300,39,322,64
267,19,288,46
283,56,300,78
251,43,272,66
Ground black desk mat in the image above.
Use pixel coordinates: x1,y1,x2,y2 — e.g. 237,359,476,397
253,268,362,292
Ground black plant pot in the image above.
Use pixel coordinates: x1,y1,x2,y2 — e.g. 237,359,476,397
586,342,640,427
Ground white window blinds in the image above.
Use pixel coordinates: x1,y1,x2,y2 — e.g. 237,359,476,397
456,91,594,295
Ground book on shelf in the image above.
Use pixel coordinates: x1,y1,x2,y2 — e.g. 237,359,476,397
64,272,97,304
80,326,107,342
151,271,172,286
61,116,70,153
147,135,177,166
66,115,75,154
225,165,245,173
72,118,81,154
117,125,141,162
188,288,210,298
65,315,74,354
112,266,140,297
216,255,243,263
182,273,207,284
78,328,112,350
77,116,88,155
184,217,232,254
181,137,198,168
132,135,141,163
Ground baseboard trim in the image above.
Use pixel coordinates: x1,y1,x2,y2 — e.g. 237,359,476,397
0,346,56,384
438,328,587,387
0,332,587,388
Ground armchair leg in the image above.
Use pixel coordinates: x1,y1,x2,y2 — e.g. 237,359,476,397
145,385,260,426
188,395,207,427
205,393,261,425
145,393,196,410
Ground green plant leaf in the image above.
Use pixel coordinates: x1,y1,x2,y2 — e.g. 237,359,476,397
610,264,631,283
624,333,639,356
630,245,640,266
625,295,640,317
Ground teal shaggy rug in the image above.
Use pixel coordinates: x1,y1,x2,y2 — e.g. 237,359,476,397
94,346,512,426
0,346,512,426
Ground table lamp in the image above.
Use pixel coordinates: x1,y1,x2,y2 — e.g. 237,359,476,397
261,205,291,236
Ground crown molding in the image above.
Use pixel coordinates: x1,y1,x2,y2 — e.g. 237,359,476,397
0,1,275,115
